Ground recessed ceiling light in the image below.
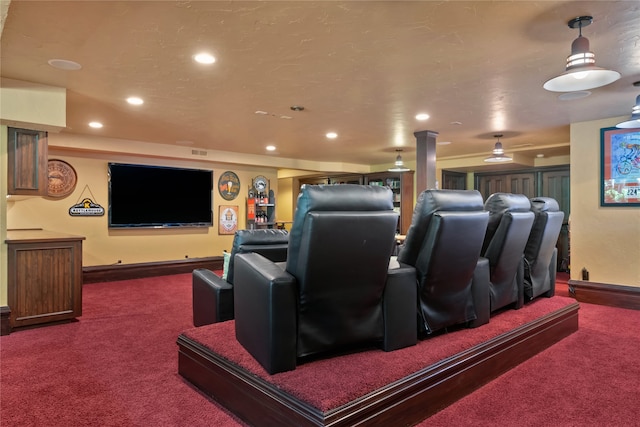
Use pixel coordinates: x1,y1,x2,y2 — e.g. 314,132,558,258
326,132,338,139
48,59,82,70
536,154,545,158
255,110,268,115
415,113,430,121
89,121,103,129
450,121,463,126
127,96,144,105
266,145,276,151
437,141,451,145
193,53,216,64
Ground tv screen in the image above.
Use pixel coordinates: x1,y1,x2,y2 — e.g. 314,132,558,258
108,163,213,228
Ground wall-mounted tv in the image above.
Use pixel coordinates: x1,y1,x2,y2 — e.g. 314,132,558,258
108,163,213,228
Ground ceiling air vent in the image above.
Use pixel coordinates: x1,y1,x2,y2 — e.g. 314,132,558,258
191,149,208,156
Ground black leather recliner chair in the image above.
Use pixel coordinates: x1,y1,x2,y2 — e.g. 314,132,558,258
523,197,565,301
192,228,289,326
397,189,491,335
481,193,535,313
233,184,417,374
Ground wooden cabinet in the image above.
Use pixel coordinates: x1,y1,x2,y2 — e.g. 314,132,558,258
365,171,415,235
7,127,48,196
6,230,85,330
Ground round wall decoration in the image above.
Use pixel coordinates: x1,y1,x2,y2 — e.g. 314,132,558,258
253,175,268,192
218,171,241,201
47,159,78,198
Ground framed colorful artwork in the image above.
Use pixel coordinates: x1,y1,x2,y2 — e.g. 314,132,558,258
218,205,239,235
600,127,640,206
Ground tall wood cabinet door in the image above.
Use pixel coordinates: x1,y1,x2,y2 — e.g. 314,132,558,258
541,169,570,220
478,173,535,200
7,127,48,196
477,175,507,200
508,173,536,198
542,169,570,270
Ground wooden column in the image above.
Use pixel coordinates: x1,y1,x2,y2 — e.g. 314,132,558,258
414,130,438,194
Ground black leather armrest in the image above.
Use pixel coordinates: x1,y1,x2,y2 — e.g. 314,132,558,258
383,259,417,350
469,257,490,328
192,268,234,326
233,252,298,374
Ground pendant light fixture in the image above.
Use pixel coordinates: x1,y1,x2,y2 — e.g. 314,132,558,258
543,16,620,92
484,135,512,163
388,149,410,172
616,85,640,128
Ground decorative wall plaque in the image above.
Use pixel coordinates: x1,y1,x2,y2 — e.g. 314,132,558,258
47,159,77,198
218,171,241,201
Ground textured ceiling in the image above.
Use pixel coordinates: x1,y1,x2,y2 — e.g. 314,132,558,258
1,1,639,171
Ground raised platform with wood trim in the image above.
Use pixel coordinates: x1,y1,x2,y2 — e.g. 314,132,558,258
178,301,579,426
569,280,640,311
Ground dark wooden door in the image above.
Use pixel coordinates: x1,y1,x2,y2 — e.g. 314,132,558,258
477,172,535,200
442,170,466,190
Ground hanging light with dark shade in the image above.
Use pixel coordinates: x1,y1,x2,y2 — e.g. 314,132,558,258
388,149,410,172
616,94,640,129
484,135,512,163
543,16,620,92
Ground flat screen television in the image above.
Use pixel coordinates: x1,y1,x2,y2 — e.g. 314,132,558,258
108,163,213,228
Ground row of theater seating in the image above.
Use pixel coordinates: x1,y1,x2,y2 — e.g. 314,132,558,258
192,185,564,374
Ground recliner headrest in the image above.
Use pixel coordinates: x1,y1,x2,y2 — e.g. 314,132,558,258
530,197,560,213
398,189,486,267
233,229,289,247
417,189,484,213
295,184,394,217
484,193,531,214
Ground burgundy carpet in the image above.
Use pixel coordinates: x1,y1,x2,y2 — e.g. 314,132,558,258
181,297,575,412
2,273,639,426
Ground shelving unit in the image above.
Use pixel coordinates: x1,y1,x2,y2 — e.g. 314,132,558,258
246,176,277,229
365,171,415,235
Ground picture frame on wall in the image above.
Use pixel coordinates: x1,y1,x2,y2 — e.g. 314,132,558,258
218,205,239,235
600,126,640,207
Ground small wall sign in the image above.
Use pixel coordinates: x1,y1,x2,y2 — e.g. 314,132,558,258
219,205,238,235
69,198,105,216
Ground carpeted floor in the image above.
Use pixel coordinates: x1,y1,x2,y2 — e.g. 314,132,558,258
1,272,639,426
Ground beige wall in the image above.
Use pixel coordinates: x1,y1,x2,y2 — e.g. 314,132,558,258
570,117,640,287
6,145,278,267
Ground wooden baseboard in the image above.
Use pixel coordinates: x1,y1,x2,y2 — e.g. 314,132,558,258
568,280,640,311
1,306,12,336
83,257,224,284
